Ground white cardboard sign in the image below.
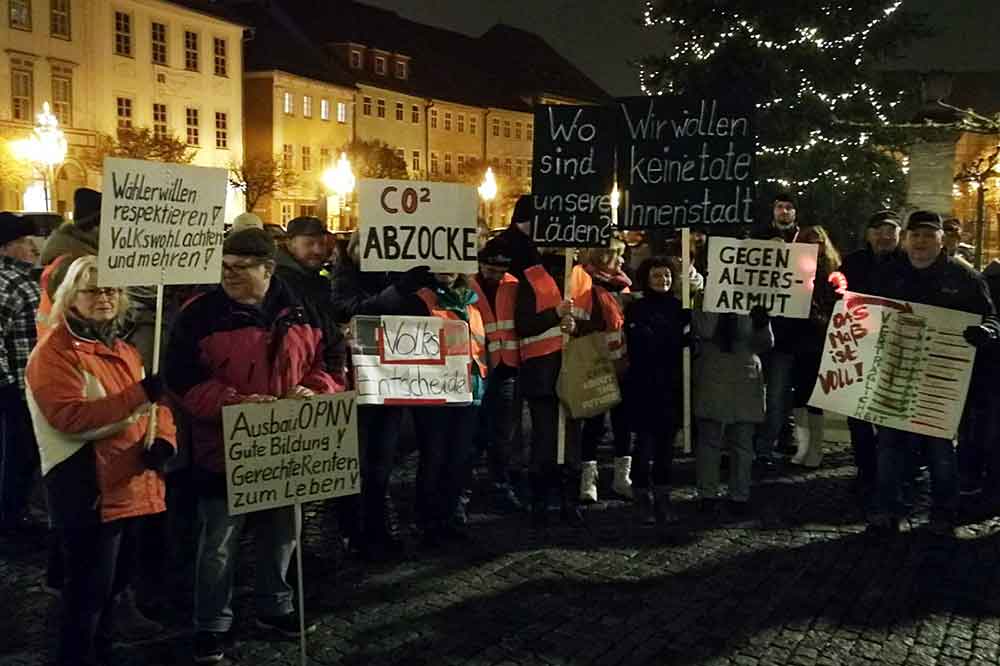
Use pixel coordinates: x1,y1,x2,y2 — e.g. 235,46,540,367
222,393,360,516
359,179,478,273
98,158,227,287
808,292,979,439
703,237,818,318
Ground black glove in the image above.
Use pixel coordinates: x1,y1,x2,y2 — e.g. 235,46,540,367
396,266,433,294
140,374,165,402
963,324,997,348
749,305,770,330
141,437,175,472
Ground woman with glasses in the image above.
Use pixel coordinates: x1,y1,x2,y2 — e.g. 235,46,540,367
25,255,176,666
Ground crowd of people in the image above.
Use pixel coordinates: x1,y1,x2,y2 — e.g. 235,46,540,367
1,188,999,665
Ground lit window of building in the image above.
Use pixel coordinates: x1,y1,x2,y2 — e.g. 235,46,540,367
320,99,329,120
337,101,347,123
303,95,312,118
302,146,311,171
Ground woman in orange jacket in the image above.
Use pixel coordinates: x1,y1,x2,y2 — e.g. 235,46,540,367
25,255,176,666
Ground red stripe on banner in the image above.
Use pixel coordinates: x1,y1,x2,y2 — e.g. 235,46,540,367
845,294,913,314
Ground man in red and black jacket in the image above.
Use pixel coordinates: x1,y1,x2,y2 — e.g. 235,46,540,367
165,229,342,664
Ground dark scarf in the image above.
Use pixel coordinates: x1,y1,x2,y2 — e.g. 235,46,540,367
585,264,632,292
66,312,120,349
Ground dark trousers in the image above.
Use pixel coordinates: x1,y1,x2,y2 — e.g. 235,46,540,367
345,406,404,541
59,517,138,666
0,393,39,525
848,417,877,483
474,376,518,484
957,402,991,490
413,406,477,528
633,424,679,489
876,428,958,519
580,402,630,462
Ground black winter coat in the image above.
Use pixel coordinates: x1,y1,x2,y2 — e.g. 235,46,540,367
838,245,905,296
329,261,410,323
623,292,688,431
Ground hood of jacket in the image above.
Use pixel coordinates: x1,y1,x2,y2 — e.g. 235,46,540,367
40,222,99,266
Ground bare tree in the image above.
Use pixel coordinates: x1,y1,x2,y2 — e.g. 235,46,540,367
228,156,298,213
86,126,196,169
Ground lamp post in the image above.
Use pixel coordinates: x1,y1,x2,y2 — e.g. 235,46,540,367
321,152,356,230
28,102,68,213
478,166,497,226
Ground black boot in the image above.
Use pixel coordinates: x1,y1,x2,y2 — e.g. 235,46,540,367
362,491,405,560
529,472,549,528
559,466,585,527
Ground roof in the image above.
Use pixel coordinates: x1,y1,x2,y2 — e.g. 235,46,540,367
225,0,607,110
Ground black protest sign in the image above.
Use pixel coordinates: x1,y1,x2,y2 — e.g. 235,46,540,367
530,105,616,247
615,95,755,229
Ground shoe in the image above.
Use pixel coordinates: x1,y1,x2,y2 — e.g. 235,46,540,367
452,499,469,527
562,468,586,527
490,482,524,514
256,611,317,638
112,587,164,642
636,489,655,526
612,456,634,500
927,515,956,538
579,461,598,504
754,458,779,475
960,481,984,497
193,631,225,664
654,486,679,525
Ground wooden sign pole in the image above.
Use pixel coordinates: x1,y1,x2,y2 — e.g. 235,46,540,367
145,280,165,447
681,228,692,454
556,249,573,465
294,502,308,666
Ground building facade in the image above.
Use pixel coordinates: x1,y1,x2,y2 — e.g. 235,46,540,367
1,0,246,221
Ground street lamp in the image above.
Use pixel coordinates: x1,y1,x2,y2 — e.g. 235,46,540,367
478,166,497,225
321,152,356,229
13,102,68,212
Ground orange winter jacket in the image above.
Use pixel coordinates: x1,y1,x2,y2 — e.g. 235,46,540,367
25,320,176,525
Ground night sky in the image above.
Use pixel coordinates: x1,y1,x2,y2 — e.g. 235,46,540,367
359,0,1000,97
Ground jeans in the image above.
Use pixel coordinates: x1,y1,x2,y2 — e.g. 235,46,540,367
0,392,40,525
58,517,138,666
696,420,755,502
413,406,477,528
755,351,795,460
633,424,679,490
475,376,518,484
581,402,631,462
876,428,958,520
194,497,295,633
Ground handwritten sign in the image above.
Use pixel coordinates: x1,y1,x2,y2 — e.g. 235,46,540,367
615,96,755,228
222,393,359,516
98,158,227,287
808,292,979,439
349,315,473,405
703,237,818,318
359,179,478,273
530,105,616,247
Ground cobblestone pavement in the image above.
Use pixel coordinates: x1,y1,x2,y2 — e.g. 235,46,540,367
4,418,1000,665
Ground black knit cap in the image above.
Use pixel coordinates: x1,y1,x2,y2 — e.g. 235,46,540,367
867,210,901,229
286,216,328,238
478,236,513,267
73,188,102,231
906,210,942,232
223,228,275,259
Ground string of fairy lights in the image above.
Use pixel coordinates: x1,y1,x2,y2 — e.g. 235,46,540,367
638,0,908,194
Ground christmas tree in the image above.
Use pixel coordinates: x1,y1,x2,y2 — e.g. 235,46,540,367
638,0,927,248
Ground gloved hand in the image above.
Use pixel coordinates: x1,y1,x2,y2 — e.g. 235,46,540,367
140,374,165,402
963,324,997,348
141,437,175,471
396,266,433,294
749,305,770,329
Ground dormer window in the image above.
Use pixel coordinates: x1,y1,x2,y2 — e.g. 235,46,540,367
350,49,362,69
395,60,408,79
374,55,386,75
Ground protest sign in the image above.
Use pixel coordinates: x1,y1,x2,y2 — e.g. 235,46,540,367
808,292,979,439
222,393,360,516
359,179,478,273
530,104,616,247
703,237,818,318
98,157,227,287
615,96,755,229
349,315,473,405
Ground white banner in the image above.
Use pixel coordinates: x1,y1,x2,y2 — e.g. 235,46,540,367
359,179,478,273
808,292,979,439
222,393,360,516
703,237,818,318
98,158,227,287
350,315,473,405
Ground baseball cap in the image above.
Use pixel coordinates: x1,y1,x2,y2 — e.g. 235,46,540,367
906,210,942,231
286,216,328,238
223,228,276,259
867,210,901,229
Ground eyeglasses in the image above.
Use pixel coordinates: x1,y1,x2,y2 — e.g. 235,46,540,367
222,261,262,274
79,287,119,298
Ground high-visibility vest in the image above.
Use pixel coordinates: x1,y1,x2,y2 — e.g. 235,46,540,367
519,265,564,362
35,256,65,338
470,274,520,369
415,288,488,378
